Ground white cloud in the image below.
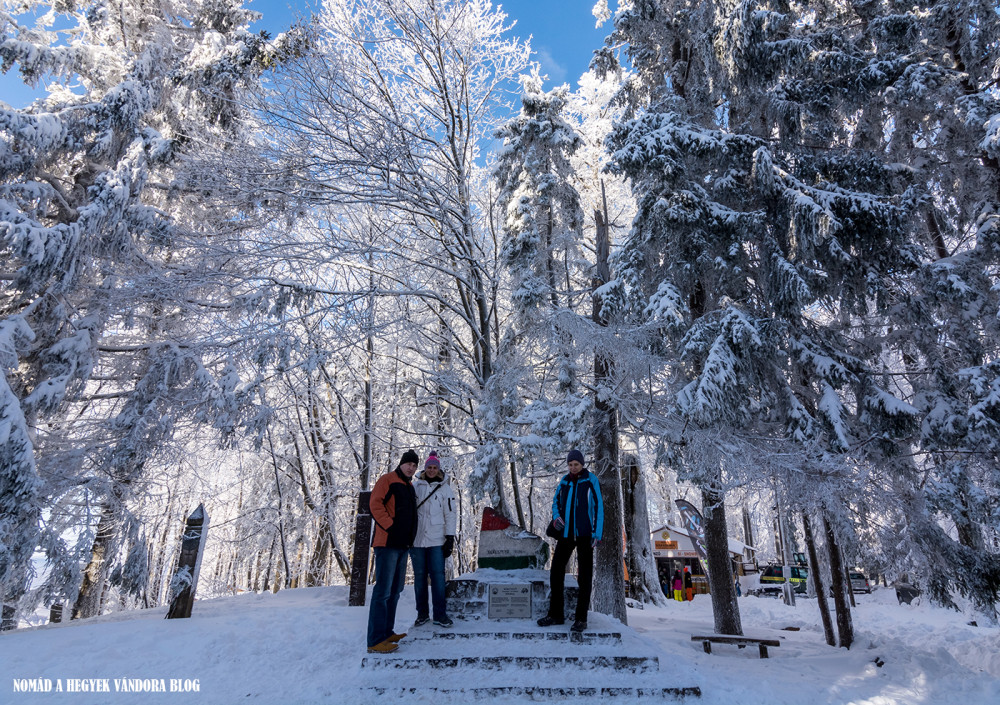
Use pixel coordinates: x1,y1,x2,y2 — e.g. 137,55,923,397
535,47,567,86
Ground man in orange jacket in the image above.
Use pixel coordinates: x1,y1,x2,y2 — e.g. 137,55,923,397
366,449,419,653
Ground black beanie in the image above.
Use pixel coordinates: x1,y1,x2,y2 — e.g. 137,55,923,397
567,449,584,465
400,449,419,466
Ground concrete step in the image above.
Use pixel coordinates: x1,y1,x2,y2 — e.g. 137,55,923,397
424,630,623,645
361,654,660,672
362,685,701,699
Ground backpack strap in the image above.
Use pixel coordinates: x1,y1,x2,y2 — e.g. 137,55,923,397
417,481,445,509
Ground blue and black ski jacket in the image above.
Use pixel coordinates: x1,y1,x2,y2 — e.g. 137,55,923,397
551,469,604,541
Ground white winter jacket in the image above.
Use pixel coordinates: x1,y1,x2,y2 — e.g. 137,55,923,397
413,472,457,548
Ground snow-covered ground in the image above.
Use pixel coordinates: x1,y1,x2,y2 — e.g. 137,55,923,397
2,585,998,704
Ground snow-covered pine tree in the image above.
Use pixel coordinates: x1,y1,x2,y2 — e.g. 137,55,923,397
1,0,275,617
496,70,584,320
598,0,954,630
599,0,767,636
0,321,41,607
862,0,1000,612
493,69,592,511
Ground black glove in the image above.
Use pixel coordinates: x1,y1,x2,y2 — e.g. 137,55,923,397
442,535,455,558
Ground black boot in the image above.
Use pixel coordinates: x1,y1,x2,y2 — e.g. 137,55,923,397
570,620,587,633
537,615,564,627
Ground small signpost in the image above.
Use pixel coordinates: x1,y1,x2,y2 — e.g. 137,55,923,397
487,584,532,620
166,504,209,620
348,491,373,607
1,604,15,631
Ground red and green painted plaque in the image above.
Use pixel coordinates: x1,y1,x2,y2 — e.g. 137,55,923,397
477,507,549,570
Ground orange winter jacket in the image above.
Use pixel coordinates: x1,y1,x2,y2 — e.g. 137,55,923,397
370,468,418,548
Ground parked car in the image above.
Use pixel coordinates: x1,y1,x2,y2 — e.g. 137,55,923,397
754,564,808,596
849,571,872,594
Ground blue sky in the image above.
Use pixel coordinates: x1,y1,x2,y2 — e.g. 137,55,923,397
495,0,609,87
1,1,608,108
247,0,607,87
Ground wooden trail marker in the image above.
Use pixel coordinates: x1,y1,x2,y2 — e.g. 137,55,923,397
166,504,209,619
348,491,373,607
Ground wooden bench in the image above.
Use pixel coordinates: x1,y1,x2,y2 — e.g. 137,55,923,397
691,634,781,658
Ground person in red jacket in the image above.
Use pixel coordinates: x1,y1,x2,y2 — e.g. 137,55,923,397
366,449,419,653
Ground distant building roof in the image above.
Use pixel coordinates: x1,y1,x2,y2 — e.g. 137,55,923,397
650,524,756,558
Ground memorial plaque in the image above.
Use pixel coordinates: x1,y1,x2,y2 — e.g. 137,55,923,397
488,583,532,619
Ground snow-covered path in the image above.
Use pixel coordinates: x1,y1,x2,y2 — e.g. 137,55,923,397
2,586,998,704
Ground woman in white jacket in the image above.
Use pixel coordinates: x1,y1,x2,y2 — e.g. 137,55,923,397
411,452,457,627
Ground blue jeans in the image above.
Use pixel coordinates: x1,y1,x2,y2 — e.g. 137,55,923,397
367,547,409,647
410,545,447,621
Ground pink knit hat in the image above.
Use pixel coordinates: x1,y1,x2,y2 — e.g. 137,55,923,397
425,452,440,470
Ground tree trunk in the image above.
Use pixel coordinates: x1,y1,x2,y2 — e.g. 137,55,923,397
803,512,836,647
72,503,117,620
306,522,332,587
590,200,627,625
741,506,754,559
328,520,352,584
702,485,742,636
260,533,277,593
845,560,857,608
150,489,177,605
591,434,626,621
824,514,854,648
267,434,293,590
623,454,668,606
546,205,559,309
510,459,526,528
622,454,635,597
777,508,796,607
363,329,375,491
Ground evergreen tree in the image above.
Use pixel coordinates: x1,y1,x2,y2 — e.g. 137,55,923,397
870,0,1000,610
493,70,591,471
1,0,275,616
598,0,1000,614
597,0,945,629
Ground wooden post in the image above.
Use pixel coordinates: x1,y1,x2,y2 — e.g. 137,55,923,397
166,504,209,620
1,604,15,631
49,603,63,624
348,491,373,607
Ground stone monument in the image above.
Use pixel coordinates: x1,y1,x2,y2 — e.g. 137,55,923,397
477,507,547,570
446,508,578,621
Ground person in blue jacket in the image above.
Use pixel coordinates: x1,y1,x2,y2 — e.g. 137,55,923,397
537,449,604,633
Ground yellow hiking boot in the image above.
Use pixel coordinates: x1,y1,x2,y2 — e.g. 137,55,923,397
367,639,399,654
